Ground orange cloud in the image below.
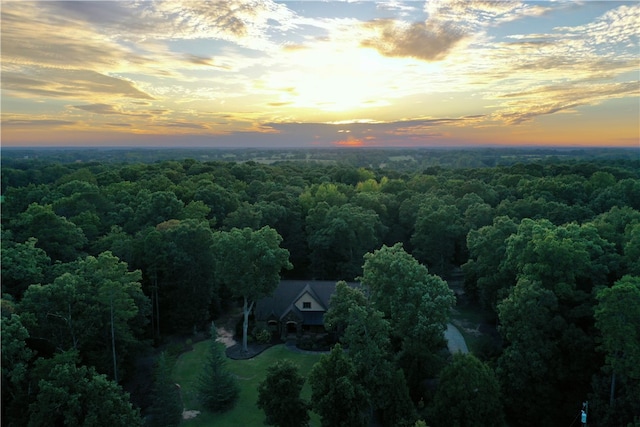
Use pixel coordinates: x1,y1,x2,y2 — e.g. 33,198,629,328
333,136,364,147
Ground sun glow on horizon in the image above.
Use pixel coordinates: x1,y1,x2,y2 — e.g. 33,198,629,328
333,135,365,147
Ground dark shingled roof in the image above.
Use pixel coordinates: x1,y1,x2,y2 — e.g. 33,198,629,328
254,280,359,326
301,311,325,325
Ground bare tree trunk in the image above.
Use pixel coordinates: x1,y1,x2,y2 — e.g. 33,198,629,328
242,296,255,353
242,297,249,352
609,371,616,407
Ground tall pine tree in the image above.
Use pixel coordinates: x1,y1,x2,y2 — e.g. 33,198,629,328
147,352,183,427
197,325,239,412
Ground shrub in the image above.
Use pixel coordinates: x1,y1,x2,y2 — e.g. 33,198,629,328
256,329,272,344
252,322,272,344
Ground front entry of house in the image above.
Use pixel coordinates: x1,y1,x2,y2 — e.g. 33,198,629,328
285,321,298,335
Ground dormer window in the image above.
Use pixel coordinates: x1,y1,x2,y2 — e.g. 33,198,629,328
303,302,311,309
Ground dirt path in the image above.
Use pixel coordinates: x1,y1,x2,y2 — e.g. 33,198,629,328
444,323,469,354
216,326,237,348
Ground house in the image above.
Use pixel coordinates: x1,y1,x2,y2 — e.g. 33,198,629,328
254,280,359,339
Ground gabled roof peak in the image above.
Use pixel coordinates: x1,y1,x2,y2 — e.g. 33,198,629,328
293,283,326,311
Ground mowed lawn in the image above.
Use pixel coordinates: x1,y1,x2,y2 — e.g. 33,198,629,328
174,342,323,426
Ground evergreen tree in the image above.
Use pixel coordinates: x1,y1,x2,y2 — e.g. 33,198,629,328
146,353,182,427
197,325,239,412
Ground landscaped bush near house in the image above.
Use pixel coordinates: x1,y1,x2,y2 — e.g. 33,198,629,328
254,327,272,344
251,322,272,344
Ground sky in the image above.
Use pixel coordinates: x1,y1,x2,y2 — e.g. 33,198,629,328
1,0,639,148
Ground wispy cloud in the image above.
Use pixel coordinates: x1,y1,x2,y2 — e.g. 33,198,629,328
158,121,211,130
1,119,76,128
425,0,547,28
555,4,640,46
0,0,291,104
1,2,146,70
2,69,153,100
37,0,296,48
71,103,160,119
494,81,640,124
72,104,127,115
180,53,231,69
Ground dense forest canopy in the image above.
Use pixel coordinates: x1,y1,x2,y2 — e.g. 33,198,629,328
1,148,639,427
2,146,638,173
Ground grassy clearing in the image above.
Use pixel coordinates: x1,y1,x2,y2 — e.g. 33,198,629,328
388,155,415,162
174,342,323,426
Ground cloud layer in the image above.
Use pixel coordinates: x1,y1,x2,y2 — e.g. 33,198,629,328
1,0,638,147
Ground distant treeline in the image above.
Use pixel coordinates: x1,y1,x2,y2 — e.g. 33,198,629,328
2,146,638,170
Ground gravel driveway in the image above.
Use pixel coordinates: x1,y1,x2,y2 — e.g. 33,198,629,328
444,323,469,354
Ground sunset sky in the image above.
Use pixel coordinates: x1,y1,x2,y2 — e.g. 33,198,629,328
1,0,639,148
